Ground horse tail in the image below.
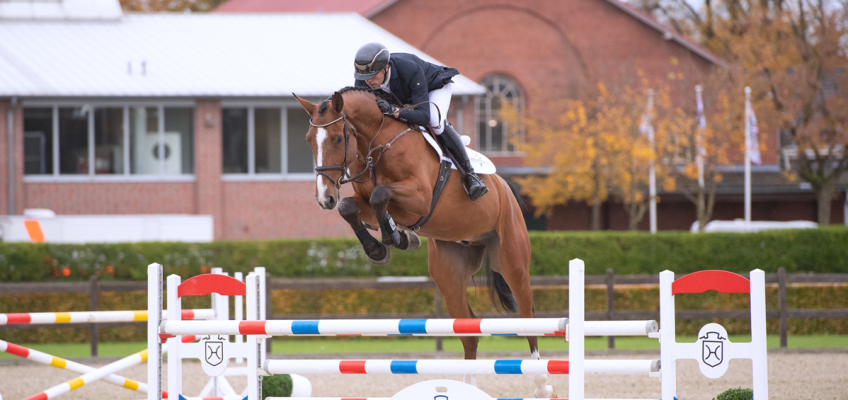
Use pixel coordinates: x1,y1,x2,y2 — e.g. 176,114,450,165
506,179,527,212
485,259,517,313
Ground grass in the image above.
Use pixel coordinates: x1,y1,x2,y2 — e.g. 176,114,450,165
1,335,846,359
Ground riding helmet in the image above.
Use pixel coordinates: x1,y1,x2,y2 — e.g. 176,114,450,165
353,43,390,80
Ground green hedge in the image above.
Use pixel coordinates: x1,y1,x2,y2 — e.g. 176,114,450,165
1,227,846,282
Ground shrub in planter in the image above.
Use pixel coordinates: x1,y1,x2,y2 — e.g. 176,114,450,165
261,373,292,398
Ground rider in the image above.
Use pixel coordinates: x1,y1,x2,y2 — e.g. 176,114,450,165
353,43,488,201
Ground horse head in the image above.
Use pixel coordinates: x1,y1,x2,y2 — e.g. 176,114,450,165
295,91,357,210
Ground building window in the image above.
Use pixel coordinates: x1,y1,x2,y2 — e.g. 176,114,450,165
221,105,313,178
475,75,524,153
24,104,194,178
23,108,54,175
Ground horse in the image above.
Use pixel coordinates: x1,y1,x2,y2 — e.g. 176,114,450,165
294,87,554,398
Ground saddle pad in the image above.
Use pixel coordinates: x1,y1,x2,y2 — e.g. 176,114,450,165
419,128,497,175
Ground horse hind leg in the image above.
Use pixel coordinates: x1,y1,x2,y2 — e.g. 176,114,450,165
486,235,555,397
338,196,391,265
427,239,485,387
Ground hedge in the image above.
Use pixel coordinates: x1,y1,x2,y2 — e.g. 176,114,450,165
0,227,846,283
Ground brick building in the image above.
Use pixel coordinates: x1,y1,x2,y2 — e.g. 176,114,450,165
2,0,845,242
0,1,483,240
218,0,848,229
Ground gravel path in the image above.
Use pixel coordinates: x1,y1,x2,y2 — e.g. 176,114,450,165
1,352,846,400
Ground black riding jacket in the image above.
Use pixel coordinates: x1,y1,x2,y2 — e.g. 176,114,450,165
355,53,459,127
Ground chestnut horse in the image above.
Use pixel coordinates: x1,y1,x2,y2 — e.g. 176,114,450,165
295,87,554,398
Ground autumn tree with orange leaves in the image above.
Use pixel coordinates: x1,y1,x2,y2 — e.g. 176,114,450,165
657,78,744,231
636,0,848,224
119,0,225,12
507,81,676,231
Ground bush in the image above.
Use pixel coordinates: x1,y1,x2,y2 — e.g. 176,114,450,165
1,226,846,282
712,387,753,400
261,373,292,398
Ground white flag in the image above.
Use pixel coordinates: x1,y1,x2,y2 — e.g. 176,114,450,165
639,93,654,142
695,87,707,157
746,97,761,165
695,86,706,189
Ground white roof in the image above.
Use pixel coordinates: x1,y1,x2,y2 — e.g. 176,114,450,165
0,12,485,97
0,0,122,21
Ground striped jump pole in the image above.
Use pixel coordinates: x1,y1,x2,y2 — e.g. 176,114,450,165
7,337,197,400
0,339,147,394
162,318,567,337
162,318,657,337
22,347,152,400
262,359,659,376
271,398,658,400
0,309,215,325
161,318,657,339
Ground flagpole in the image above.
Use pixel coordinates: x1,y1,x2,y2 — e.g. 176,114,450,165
647,89,657,234
744,86,752,228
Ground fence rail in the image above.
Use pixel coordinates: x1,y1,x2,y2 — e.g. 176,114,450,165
1,268,846,353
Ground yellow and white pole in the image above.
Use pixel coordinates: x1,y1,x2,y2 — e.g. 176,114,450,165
22,347,151,400
0,339,146,394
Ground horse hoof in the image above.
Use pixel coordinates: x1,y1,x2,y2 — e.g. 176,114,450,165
366,244,391,265
397,229,421,251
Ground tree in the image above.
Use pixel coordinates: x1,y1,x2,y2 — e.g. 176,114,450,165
119,0,226,12
508,80,675,231
656,78,743,231
634,0,848,224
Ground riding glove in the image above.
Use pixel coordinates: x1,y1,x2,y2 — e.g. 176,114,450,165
376,99,396,116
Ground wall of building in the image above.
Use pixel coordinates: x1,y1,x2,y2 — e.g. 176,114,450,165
4,98,356,240
371,0,725,161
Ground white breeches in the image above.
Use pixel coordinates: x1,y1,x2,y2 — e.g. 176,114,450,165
429,83,453,134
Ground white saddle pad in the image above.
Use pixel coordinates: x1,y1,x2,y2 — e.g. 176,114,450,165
419,128,497,175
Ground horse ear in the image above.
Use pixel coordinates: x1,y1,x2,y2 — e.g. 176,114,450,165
331,91,344,113
293,93,315,115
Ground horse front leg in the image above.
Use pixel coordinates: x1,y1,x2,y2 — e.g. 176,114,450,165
369,181,429,250
338,195,391,265
369,184,401,247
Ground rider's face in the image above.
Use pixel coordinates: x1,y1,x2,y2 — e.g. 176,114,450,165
365,66,388,89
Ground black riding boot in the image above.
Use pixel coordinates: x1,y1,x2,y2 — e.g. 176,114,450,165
437,121,489,201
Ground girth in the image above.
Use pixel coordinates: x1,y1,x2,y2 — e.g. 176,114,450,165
405,159,453,231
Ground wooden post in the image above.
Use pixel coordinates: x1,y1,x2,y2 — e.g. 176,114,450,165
606,268,614,350
89,275,99,357
434,286,443,351
778,267,787,348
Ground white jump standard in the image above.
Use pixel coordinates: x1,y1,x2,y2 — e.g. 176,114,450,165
147,259,769,400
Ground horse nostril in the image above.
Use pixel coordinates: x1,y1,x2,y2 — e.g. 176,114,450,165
326,196,336,209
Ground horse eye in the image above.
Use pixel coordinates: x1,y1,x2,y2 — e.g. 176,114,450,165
335,136,343,144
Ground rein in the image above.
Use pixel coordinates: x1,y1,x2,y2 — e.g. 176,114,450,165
311,113,414,189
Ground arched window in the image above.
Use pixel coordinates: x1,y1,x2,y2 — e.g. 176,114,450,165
475,75,524,153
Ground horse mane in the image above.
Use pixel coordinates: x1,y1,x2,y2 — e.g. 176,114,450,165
336,86,398,105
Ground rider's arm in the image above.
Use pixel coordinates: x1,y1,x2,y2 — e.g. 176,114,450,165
395,66,431,126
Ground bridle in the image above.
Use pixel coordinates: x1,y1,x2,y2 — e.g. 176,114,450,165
311,109,415,190
311,114,363,188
